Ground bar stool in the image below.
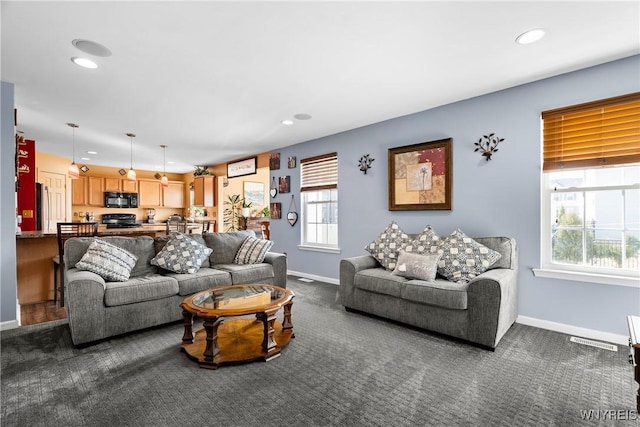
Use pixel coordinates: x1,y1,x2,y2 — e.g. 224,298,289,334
53,222,98,306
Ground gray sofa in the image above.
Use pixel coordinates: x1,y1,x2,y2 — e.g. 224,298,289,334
64,230,286,346
340,236,518,349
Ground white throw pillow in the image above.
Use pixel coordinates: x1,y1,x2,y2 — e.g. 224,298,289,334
391,251,442,281
364,221,412,271
234,236,274,264
436,229,502,283
75,238,138,282
151,232,213,274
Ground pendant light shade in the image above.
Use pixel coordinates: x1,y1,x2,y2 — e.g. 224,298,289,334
67,123,80,179
126,133,137,182
160,144,169,188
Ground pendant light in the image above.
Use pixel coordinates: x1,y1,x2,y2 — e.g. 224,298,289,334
67,123,80,179
160,144,169,187
126,133,137,182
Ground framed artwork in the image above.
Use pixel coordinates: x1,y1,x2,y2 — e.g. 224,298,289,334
270,153,280,170
278,176,290,194
270,202,282,219
243,181,265,206
227,156,257,178
288,156,297,168
388,138,452,211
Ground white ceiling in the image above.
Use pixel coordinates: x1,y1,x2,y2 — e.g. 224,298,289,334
2,1,639,173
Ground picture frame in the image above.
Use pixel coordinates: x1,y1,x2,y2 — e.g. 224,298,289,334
243,181,265,206
227,156,257,178
287,156,297,168
388,138,452,211
278,176,290,194
270,202,282,219
269,153,280,170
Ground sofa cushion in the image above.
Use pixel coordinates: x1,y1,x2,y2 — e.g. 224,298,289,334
401,278,469,310
65,236,157,277
162,268,233,296
436,229,502,283
104,274,179,307
204,230,256,265
155,233,210,268
214,263,275,284
364,221,412,271
403,225,440,255
75,238,138,282
150,232,213,274
391,251,441,282
354,269,406,298
474,236,515,270
234,236,273,264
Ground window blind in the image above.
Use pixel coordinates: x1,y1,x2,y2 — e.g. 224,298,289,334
541,92,640,171
300,152,338,191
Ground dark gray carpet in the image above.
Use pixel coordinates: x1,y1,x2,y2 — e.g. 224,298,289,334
1,277,636,426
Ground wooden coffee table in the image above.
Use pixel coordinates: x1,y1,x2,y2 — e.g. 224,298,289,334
180,284,294,369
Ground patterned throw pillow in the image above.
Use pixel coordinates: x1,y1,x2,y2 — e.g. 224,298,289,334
403,225,440,255
75,238,138,282
365,222,411,271
391,251,442,281
150,232,213,274
436,229,502,283
234,236,274,264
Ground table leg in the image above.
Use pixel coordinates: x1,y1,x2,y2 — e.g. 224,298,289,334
282,301,294,337
181,310,194,344
257,311,279,360
203,317,222,366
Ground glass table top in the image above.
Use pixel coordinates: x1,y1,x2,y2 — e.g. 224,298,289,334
192,285,285,311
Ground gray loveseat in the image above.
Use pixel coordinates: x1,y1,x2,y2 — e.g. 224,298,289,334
340,236,518,349
64,230,286,346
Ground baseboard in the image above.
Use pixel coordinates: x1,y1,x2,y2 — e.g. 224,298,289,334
517,315,628,346
0,319,20,331
287,270,339,285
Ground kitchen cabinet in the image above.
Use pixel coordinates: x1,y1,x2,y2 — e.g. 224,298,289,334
72,176,104,206
138,180,161,207
162,182,185,208
104,177,137,193
193,175,216,207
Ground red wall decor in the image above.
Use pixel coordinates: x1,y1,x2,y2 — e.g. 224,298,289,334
16,138,36,231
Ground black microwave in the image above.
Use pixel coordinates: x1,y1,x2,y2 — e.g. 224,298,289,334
104,192,139,208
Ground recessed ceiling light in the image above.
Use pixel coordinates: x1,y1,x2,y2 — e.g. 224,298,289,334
80,157,90,161
72,39,112,57
71,57,98,69
294,113,312,120
167,161,175,164
516,29,545,45
281,120,294,125
87,151,97,155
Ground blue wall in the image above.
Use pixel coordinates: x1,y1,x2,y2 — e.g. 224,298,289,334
269,56,640,337
1,81,18,325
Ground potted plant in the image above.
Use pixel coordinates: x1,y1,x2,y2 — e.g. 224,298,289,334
223,194,243,231
241,200,252,218
260,206,270,218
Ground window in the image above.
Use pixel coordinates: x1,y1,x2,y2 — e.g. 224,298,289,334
299,152,339,252
537,93,640,286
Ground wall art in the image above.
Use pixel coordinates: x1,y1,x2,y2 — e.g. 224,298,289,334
269,153,280,170
278,175,290,194
287,195,298,227
269,176,278,198
270,202,282,219
243,181,265,206
227,156,257,178
388,138,452,211
288,156,297,168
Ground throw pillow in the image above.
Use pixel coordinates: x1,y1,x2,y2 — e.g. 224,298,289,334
234,236,274,264
150,232,213,274
364,221,412,271
391,251,442,281
403,225,440,255
436,229,502,283
75,238,138,282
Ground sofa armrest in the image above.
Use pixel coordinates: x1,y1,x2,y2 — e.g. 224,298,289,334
263,251,287,288
466,267,518,348
339,255,380,305
65,268,107,345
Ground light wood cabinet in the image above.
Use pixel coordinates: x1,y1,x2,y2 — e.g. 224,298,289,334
139,180,161,207
163,182,185,208
105,177,138,193
72,177,87,205
87,176,104,206
193,175,216,207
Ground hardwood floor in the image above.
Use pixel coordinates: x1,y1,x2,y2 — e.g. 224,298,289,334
20,301,67,326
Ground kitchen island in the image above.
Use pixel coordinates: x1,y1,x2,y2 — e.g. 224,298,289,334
16,226,167,305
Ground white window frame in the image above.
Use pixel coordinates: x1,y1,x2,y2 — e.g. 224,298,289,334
298,153,340,253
